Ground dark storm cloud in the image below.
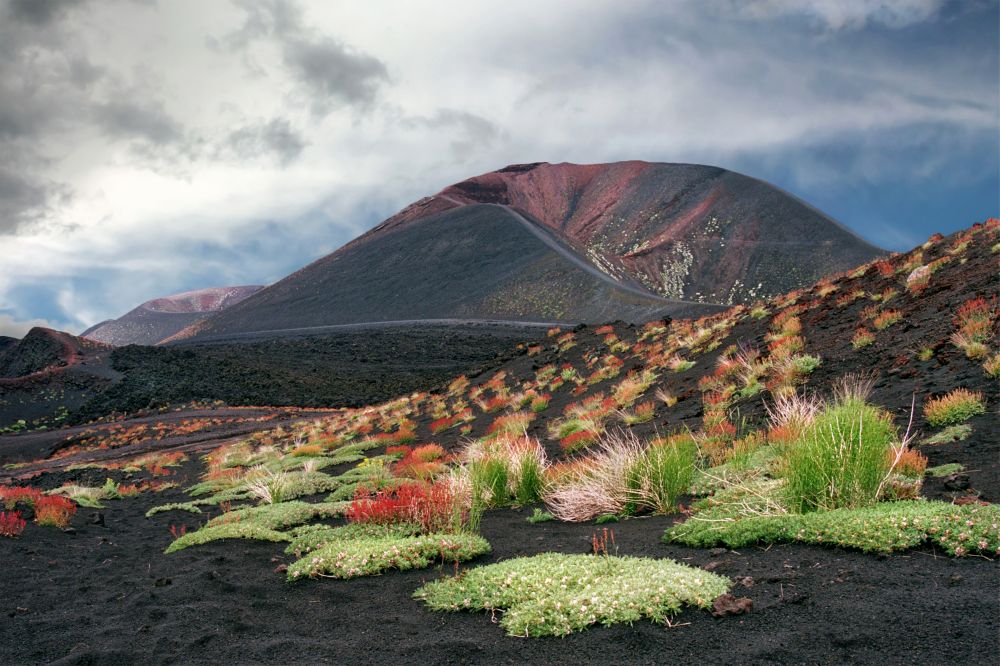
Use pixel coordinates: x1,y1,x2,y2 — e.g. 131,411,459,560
402,109,501,161
282,37,388,110
0,167,57,234
93,99,184,145
5,0,88,25
222,0,390,114
220,117,307,165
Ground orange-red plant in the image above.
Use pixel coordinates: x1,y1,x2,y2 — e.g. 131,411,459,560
34,496,76,528
0,486,43,510
0,511,26,537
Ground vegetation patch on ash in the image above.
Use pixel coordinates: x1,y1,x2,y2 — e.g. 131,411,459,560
1,220,997,665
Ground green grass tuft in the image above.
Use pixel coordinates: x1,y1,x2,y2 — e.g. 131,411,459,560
782,397,896,512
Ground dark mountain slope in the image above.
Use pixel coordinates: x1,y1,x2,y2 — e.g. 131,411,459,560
0,328,116,428
179,203,720,340
83,285,262,346
178,161,883,341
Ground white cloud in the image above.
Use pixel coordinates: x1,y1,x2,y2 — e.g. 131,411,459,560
732,0,947,30
0,0,994,331
0,314,59,338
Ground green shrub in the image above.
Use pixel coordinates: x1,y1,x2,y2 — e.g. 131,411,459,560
413,553,730,637
634,436,698,513
146,502,204,517
514,456,545,506
470,458,510,509
782,397,896,512
287,533,490,580
526,508,554,524
166,523,290,553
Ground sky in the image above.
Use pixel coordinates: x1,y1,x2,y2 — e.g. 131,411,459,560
0,0,997,337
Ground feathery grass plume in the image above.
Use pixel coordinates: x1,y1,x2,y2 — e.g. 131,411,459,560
544,430,695,521
246,467,291,505
984,353,1000,379
951,296,996,359
654,387,678,408
543,431,646,522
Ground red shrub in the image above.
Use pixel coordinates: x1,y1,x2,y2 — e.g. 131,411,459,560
430,415,459,434
894,449,928,477
394,444,448,480
560,430,598,452
347,482,457,532
34,496,76,528
594,325,615,335
0,486,43,510
874,258,895,278
0,511,26,537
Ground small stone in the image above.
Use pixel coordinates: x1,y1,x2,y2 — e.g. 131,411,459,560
712,594,753,617
944,473,971,491
154,578,172,587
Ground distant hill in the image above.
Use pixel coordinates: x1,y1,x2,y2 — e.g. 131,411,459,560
178,161,884,341
82,285,262,346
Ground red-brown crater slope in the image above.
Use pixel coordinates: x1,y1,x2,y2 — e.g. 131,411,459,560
83,286,262,346
179,162,883,341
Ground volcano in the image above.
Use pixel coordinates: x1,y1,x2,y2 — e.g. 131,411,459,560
172,162,886,341
82,285,262,346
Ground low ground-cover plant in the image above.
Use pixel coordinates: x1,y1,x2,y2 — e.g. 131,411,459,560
165,522,291,553
921,423,972,445
666,500,1000,556
207,500,347,531
286,522,423,558
347,482,465,533
923,389,986,427
413,553,730,637
287,532,490,580
926,463,964,477
526,508,554,524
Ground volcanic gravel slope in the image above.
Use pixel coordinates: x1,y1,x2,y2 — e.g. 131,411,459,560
82,285,262,346
179,161,882,340
182,203,722,339
0,328,117,428
0,221,996,665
